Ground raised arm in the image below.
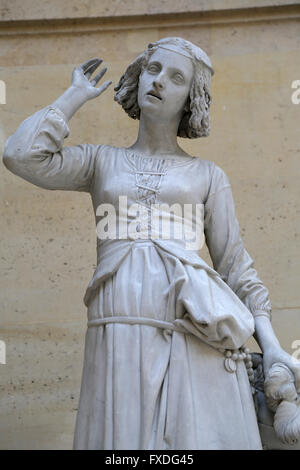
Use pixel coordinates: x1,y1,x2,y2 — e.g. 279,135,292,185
3,58,112,192
204,164,300,389
51,58,112,121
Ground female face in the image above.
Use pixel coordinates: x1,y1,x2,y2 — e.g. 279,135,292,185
137,47,194,122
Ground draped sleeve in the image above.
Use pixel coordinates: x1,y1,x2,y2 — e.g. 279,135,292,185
204,163,272,320
3,106,100,192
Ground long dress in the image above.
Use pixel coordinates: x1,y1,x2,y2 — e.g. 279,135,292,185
3,106,272,450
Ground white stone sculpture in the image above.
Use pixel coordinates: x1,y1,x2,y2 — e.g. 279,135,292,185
266,363,300,444
3,37,300,450
252,353,300,449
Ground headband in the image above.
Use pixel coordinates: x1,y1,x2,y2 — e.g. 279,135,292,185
148,39,214,75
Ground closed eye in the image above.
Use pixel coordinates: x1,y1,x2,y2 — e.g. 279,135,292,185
173,73,185,83
147,63,161,73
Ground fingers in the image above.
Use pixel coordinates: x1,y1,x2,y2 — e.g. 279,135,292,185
94,80,112,96
79,58,110,86
90,67,107,86
76,58,112,97
85,59,104,79
80,58,102,73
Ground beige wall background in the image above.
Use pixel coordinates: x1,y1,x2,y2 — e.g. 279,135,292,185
0,0,299,450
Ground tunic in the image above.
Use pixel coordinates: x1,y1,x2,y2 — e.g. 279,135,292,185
3,106,272,450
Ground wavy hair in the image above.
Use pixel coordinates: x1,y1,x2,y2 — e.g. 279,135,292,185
114,38,213,138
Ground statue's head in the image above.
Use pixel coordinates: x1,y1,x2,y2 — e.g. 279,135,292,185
114,37,214,138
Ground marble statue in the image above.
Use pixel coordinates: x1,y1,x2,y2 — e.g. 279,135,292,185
252,353,300,449
3,37,300,450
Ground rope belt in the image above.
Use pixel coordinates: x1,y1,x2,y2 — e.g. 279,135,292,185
87,316,183,333
87,316,255,383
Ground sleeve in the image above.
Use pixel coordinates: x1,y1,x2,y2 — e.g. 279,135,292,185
204,163,272,320
2,106,100,192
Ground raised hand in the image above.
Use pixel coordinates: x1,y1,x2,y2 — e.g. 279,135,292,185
51,57,112,120
71,58,112,101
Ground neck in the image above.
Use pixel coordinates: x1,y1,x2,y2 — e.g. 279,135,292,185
129,112,182,156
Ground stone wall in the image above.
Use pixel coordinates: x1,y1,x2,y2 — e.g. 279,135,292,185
0,0,300,450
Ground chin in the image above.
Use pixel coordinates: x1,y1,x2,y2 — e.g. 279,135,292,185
139,103,162,117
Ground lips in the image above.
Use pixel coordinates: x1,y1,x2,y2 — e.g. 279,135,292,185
147,90,162,101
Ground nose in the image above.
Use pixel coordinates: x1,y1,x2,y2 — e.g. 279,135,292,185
153,72,165,90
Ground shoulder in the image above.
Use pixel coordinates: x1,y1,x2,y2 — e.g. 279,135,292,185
210,163,231,189
192,158,229,183
93,144,122,162
91,145,126,177
189,156,214,177
94,144,123,156
194,160,231,201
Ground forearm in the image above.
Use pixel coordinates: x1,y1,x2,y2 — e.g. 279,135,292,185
253,315,281,353
51,85,87,121
253,315,300,392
